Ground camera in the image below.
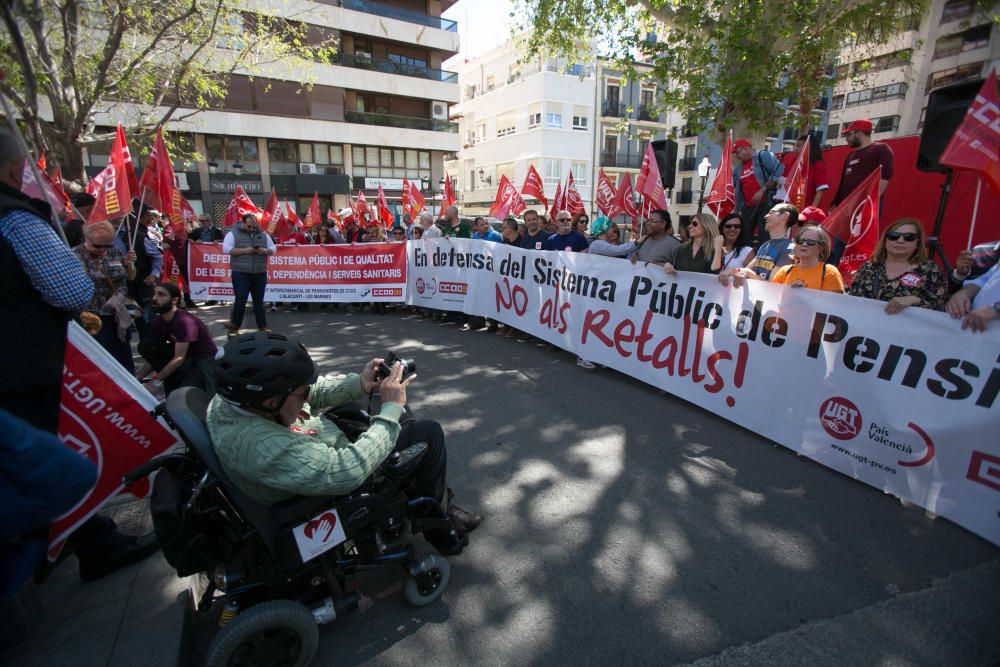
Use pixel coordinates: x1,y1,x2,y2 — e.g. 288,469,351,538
374,351,416,382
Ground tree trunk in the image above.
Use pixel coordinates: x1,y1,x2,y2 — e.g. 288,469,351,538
47,131,87,184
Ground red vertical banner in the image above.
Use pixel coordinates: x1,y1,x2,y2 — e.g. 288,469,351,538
706,132,736,219
51,323,179,558
442,173,456,207
521,164,548,208
782,137,811,210
223,185,262,228
595,169,617,217
86,133,132,224
548,181,563,222
377,183,395,228
613,172,638,232
938,68,1000,195
303,192,322,231
564,170,585,215
636,142,668,211
822,167,881,287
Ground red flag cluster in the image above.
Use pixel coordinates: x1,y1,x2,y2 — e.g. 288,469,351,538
706,132,736,219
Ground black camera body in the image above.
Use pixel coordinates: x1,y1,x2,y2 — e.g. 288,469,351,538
374,351,416,382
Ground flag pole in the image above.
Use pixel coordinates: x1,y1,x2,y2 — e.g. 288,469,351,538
967,176,982,250
0,86,70,245
131,189,148,252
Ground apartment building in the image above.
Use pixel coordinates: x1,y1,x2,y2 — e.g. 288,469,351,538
827,0,1000,144
86,0,461,221
445,44,597,215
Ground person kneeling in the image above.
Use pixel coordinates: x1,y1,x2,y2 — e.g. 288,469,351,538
208,333,481,555
136,283,218,395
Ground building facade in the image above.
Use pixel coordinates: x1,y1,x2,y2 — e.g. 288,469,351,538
85,0,461,222
445,45,597,216
826,0,999,145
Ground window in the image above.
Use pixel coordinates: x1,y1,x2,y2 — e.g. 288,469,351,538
476,123,486,143
827,123,840,137
680,177,693,193
873,116,900,133
941,0,974,23
831,95,844,110
267,140,297,174
486,75,495,92
542,158,561,184
845,89,872,107
204,135,260,174
468,170,476,191
683,143,696,159
568,63,586,77
871,82,907,101
545,113,562,128
388,52,427,68
918,106,927,130
572,115,588,130
352,145,431,183
603,133,618,156
928,62,983,91
528,112,541,128
496,113,516,137
963,24,992,51
606,82,620,106
571,162,588,184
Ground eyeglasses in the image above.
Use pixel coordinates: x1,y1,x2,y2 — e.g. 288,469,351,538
797,238,822,246
886,231,918,242
558,217,571,222
723,223,742,230
90,243,114,249
688,221,700,228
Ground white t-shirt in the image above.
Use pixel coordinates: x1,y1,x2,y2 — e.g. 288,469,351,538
721,245,753,272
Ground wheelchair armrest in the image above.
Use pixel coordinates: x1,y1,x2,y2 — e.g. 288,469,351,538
381,442,427,480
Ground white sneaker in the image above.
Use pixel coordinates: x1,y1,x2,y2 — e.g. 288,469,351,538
576,358,595,369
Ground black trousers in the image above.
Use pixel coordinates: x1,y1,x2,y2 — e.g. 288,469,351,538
739,199,771,247
394,418,448,504
137,339,215,395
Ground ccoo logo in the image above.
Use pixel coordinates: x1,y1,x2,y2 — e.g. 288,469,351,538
819,396,862,440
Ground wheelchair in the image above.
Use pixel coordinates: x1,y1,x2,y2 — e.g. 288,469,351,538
125,387,462,667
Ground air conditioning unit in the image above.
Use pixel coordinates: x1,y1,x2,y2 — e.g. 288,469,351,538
299,163,318,175
431,102,448,120
325,165,344,175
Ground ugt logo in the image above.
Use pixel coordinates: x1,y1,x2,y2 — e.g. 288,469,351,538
820,396,862,441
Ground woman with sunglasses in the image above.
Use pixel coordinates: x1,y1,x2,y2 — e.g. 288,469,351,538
769,225,844,292
847,218,946,313
73,220,138,370
718,213,755,272
663,213,722,275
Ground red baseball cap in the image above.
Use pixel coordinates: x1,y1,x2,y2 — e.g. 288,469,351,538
799,206,827,224
733,139,752,152
841,119,873,134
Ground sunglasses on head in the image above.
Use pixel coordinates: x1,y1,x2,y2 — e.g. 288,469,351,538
797,238,822,246
886,231,918,242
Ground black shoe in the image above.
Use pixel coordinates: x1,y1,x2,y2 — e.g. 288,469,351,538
78,533,160,582
447,505,482,535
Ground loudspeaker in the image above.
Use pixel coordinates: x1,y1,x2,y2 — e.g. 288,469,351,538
651,139,678,189
917,79,983,172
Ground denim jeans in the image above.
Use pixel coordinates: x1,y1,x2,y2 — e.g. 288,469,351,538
96,315,135,373
230,271,268,329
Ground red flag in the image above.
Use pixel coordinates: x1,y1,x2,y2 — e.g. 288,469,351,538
595,169,617,217
138,127,176,213
166,190,187,240
21,158,70,213
85,140,131,224
939,69,1000,195
117,125,140,198
636,143,669,210
548,181,563,222
706,132,736,219
161,246,186,291
326,208,344,234
564,170,586,215
303,192,322,231
376,184,395,228
442,173,456,207
823,167,881,286
782,137,811,209
285,201,302,227
401,178,426,219
223,185,262,228
613,172,637,218
178,194,197,225
489,175,526,219
50,324,179,559
261,189,286,239
521,164,548,207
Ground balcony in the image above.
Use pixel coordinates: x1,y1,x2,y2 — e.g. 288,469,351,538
345,110,458,132
678,157,697,172
675,191,694,204
638,105,656,121
600,152,642,169
338,0,458,31
602,101,627,117
335,53,458,83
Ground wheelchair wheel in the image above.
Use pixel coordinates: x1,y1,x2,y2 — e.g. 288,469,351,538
204,600,319,667
403,554,450,607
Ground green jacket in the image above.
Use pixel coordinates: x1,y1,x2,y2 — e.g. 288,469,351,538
208,373,404,504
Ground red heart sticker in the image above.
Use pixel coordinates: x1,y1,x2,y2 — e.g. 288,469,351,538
303,512,337,542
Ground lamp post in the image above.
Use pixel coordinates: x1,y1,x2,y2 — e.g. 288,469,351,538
696,157,711,213
233,160,243,177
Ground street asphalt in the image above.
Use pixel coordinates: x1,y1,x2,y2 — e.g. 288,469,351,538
193,303,999,666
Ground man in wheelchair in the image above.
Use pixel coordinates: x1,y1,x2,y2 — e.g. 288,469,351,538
208,332,482,555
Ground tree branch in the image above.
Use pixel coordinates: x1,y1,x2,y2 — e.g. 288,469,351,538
1,2,40,118
103,0,200,95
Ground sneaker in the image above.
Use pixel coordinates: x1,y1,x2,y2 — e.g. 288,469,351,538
446,505,483,535
576,358,596,369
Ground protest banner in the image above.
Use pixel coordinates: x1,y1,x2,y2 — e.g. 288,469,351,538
187,242,408,303
406,238,1000,546
50,323,180,558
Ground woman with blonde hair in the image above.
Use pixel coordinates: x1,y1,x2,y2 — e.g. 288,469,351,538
848,218,946,312
663,213,723,274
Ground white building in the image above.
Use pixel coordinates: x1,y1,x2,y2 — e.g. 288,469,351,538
445,44,597,216
827,0,1000,144
86,0,461,222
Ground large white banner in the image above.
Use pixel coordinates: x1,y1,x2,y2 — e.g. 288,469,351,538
407,238,1000,546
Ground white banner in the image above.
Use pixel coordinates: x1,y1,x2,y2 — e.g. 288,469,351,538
406,238,1000,546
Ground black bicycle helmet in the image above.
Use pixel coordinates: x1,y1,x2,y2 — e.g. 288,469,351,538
214,332,318,409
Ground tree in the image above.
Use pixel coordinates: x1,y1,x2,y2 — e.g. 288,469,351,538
0,0,335,180
514,0,933,141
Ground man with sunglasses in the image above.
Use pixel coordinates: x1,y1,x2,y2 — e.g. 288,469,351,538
210,333,482,555
543,210,589,252
721,203,798,286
